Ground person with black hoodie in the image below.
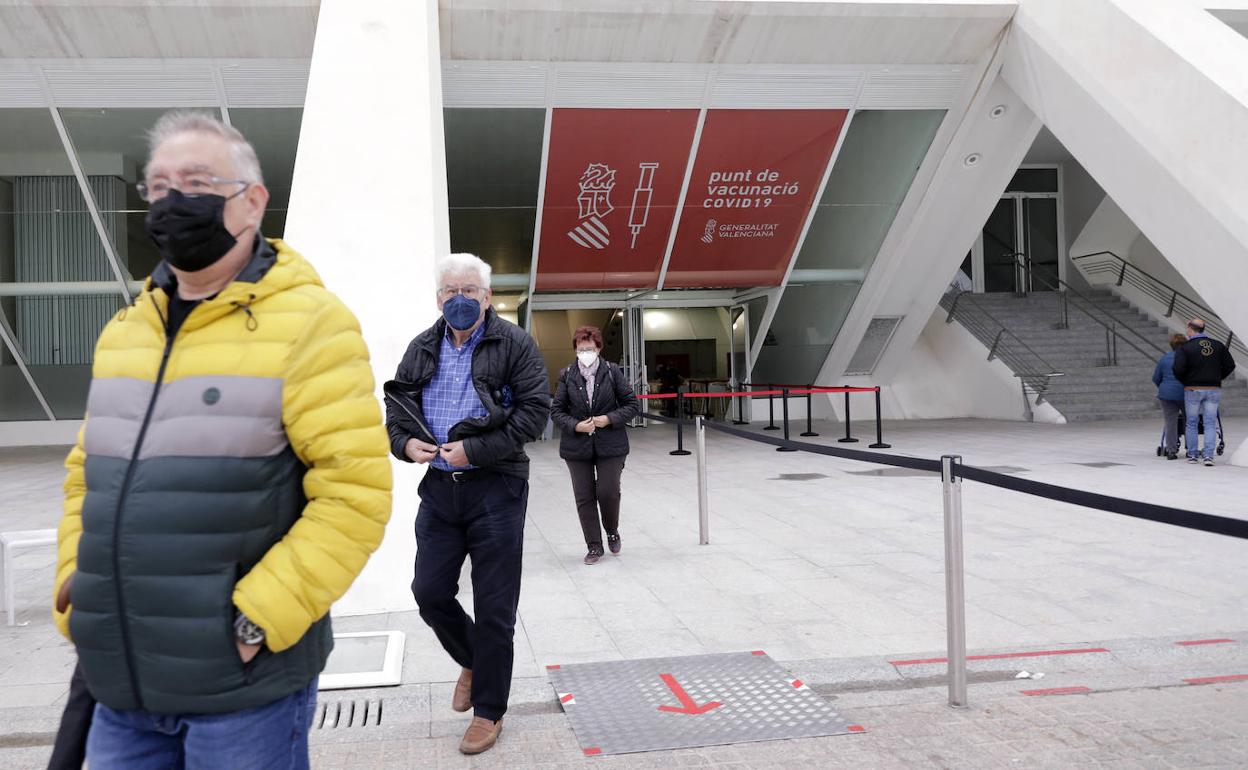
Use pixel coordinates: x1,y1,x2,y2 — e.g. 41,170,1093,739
1173,318,1236,466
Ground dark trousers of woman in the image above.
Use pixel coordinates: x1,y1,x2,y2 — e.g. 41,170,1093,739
565,455,626,547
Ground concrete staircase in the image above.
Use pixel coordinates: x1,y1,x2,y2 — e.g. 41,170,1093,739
955,291,1248,423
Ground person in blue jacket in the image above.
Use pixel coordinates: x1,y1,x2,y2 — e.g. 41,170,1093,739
1152,333,1187,459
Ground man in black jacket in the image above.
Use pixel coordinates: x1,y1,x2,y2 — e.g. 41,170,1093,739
1173,318,1236,465
385,253,550,755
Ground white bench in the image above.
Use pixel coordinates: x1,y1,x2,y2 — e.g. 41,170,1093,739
1,529,57,626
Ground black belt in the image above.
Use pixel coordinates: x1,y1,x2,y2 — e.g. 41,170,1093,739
426,467,493,484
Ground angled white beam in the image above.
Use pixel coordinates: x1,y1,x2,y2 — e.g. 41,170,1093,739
0,305,56,421
815,35,1042,387
46,106,134,303
656,105,709,290
522,106,553,330
285,0,447,617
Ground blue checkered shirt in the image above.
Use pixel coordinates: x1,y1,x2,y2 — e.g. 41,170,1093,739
425,324,489,471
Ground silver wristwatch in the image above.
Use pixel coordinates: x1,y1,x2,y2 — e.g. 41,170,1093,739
234,611,266,646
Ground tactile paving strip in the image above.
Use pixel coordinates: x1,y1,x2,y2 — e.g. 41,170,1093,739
547,651,862,756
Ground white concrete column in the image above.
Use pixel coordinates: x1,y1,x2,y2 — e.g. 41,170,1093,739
285,0,449,615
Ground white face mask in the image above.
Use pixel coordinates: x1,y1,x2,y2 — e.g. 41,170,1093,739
577,351,599,368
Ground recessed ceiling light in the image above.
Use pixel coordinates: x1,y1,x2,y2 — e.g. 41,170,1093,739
963,153,982,167
989,105,1008,119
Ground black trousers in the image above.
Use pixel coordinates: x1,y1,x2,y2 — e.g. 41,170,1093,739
565,454,626,548
47,661,94,770
411,471,527,722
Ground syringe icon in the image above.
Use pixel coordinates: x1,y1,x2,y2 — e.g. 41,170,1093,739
628,163,659,249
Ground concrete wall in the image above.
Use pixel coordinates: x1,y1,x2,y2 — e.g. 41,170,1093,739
879,308,1033,421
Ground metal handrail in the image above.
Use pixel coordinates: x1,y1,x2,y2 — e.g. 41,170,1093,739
1073,250,1246,358
1010,253,1165,364
940,289,1064,396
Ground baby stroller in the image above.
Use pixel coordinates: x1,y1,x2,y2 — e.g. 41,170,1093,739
1157,406,1225,457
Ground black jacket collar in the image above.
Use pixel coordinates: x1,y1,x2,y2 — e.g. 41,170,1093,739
150,234,277,296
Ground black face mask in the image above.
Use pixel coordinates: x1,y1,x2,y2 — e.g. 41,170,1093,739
145,189,248,273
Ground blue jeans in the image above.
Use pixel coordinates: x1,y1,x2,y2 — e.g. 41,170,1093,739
1184,389,1221,459
86,681,317,770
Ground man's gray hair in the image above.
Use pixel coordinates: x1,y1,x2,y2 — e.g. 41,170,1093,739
435,253,492,289
146,110,265,185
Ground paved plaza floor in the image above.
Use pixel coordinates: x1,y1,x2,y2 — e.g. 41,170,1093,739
1,416,1245,767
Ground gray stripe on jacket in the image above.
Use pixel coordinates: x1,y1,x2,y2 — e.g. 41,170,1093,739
84,376,287,460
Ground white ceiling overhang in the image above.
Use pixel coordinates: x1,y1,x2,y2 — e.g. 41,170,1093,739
0,1,320,59
439,0,1016,65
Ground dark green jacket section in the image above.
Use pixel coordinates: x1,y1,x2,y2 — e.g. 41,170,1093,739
72,452,332,714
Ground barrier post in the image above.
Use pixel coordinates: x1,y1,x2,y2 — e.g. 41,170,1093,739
941,455,968,709
777,389,797,452
801,385,819,437
696,416,709,545
869,386,891,449
670,394,691,456
764,385,780,431
838,389,859,443
733,382,749,425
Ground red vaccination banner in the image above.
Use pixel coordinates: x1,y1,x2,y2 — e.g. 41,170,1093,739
663,109,848,288
536,109,700,291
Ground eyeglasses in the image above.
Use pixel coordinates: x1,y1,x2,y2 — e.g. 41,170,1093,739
137,175,249,203
439,285,486,300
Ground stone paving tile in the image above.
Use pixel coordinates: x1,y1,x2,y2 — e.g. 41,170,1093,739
295,683,1248,769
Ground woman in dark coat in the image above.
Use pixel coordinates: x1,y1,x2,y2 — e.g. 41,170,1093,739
550,325,640,565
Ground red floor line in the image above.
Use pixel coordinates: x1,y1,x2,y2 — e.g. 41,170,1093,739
890,647,1109,666
848,725,866,733
1176,638,1235,646
583,747,602,756
1184,674,1248,685
1021,686,1092,696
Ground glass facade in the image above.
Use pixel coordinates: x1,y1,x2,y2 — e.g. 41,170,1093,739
0,100,964,422
229,108,304,239
444,108,546,281
0,105,301,422
753,109,946,385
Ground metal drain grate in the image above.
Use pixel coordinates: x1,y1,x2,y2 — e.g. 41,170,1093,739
315,698,384,729
773,473,830,481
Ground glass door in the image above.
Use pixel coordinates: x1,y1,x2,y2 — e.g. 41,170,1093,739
1021,197,1060,291
981,198,1020,293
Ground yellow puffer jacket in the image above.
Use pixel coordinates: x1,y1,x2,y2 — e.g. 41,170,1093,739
53,238,393,714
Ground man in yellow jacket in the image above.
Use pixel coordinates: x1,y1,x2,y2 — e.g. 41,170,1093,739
51,111,392,770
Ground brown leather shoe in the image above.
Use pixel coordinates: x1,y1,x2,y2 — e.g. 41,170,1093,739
459,716,503,755
452,668,472,713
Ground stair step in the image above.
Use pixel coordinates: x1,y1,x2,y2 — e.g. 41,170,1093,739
950,290,1244,421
